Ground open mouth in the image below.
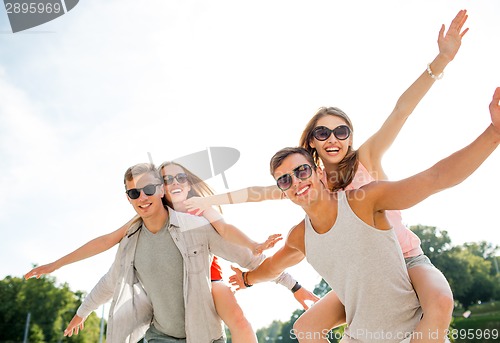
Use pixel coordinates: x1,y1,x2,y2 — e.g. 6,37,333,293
296,185,310,196
325,147,340,153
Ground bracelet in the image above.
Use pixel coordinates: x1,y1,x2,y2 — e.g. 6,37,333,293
291,281,302,293
242,271,253,288
426,63,444,80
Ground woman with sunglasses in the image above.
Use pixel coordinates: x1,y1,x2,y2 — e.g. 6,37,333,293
25,160,317,343
185,10,469,342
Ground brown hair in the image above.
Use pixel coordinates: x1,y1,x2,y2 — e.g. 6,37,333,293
158,161,222,212
270,147,317,176
299,107,359,191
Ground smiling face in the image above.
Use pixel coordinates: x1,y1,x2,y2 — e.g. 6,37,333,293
309,115,353,167
125,171,165,220
160,163,192,208
272,152,324,207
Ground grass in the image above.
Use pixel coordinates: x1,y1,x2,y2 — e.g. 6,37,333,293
450,301,500,342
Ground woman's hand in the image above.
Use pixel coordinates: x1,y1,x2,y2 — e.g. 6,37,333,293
490,87,500,136
253,234,283,255
184,196,212,215
24,262,57,279
437,9,469,62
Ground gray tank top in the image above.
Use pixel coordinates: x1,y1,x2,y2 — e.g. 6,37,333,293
305,191,422,342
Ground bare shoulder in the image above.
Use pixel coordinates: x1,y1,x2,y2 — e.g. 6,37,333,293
345,185,380,219
286,220,306,254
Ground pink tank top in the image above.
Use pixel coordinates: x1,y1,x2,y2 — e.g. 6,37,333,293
340,163,423,258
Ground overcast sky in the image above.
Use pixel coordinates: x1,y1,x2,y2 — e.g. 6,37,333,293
1,0,499,331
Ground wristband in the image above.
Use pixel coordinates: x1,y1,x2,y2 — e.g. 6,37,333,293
242,271,253,288
291,281,302,293
426,63,444,80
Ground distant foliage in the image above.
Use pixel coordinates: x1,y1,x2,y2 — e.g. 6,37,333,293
0,273,103,343
411,225,499,309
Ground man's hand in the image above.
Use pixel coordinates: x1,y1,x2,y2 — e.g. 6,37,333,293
229,265,247,290
64,315,85,337
293,287,320,310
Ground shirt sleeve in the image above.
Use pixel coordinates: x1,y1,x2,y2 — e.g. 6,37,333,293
273,272,297,290
76,253,120,318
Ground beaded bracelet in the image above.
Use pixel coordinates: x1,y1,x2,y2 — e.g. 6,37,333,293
426,63,444,80
242,271,253,287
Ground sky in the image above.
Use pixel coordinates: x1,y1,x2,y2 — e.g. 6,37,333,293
1,0,499,333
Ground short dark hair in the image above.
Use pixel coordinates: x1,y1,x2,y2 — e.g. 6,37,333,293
270,147,317,176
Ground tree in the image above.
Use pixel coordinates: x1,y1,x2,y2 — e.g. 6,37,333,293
313,278,331,298
0,274,103,343
446,247,497,309
280,309,303,342
411,225,499,309
410,225,452,261
256,320,284,342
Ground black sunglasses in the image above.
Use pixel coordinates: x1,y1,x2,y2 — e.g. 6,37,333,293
126,184,162,199
163,173,189,185
275,164,313,191
312,125,351,141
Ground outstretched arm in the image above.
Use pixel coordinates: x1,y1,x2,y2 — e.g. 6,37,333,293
359,9,469,178
24,215,138,279
230,222,307,287
373,87,500,211
184,185,282,214
202,207,282,254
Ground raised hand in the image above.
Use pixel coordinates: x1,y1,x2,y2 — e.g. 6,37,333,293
24,262,57,279
438,9,469,62
64,314,85,337
253,234,283,255
184,196,212,215
490,87,500,135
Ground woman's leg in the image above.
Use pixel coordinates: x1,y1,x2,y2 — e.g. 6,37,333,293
293,290,346,343
211,281,257,343
408,264,454,342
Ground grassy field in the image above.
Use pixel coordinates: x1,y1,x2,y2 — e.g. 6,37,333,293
451,301,500,343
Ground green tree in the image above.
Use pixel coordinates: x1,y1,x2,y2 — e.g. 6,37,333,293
410,225,452,261
256,320,284,342
462,241,499,276
0,274,103,343
448,247,496,308
411,225,498,309
313,278,331,298
280,309,303,342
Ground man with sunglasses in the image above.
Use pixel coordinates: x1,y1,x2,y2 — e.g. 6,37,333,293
230,89,500,342
63,163,271,343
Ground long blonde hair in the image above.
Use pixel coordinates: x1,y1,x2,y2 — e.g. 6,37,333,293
299,107,359,191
